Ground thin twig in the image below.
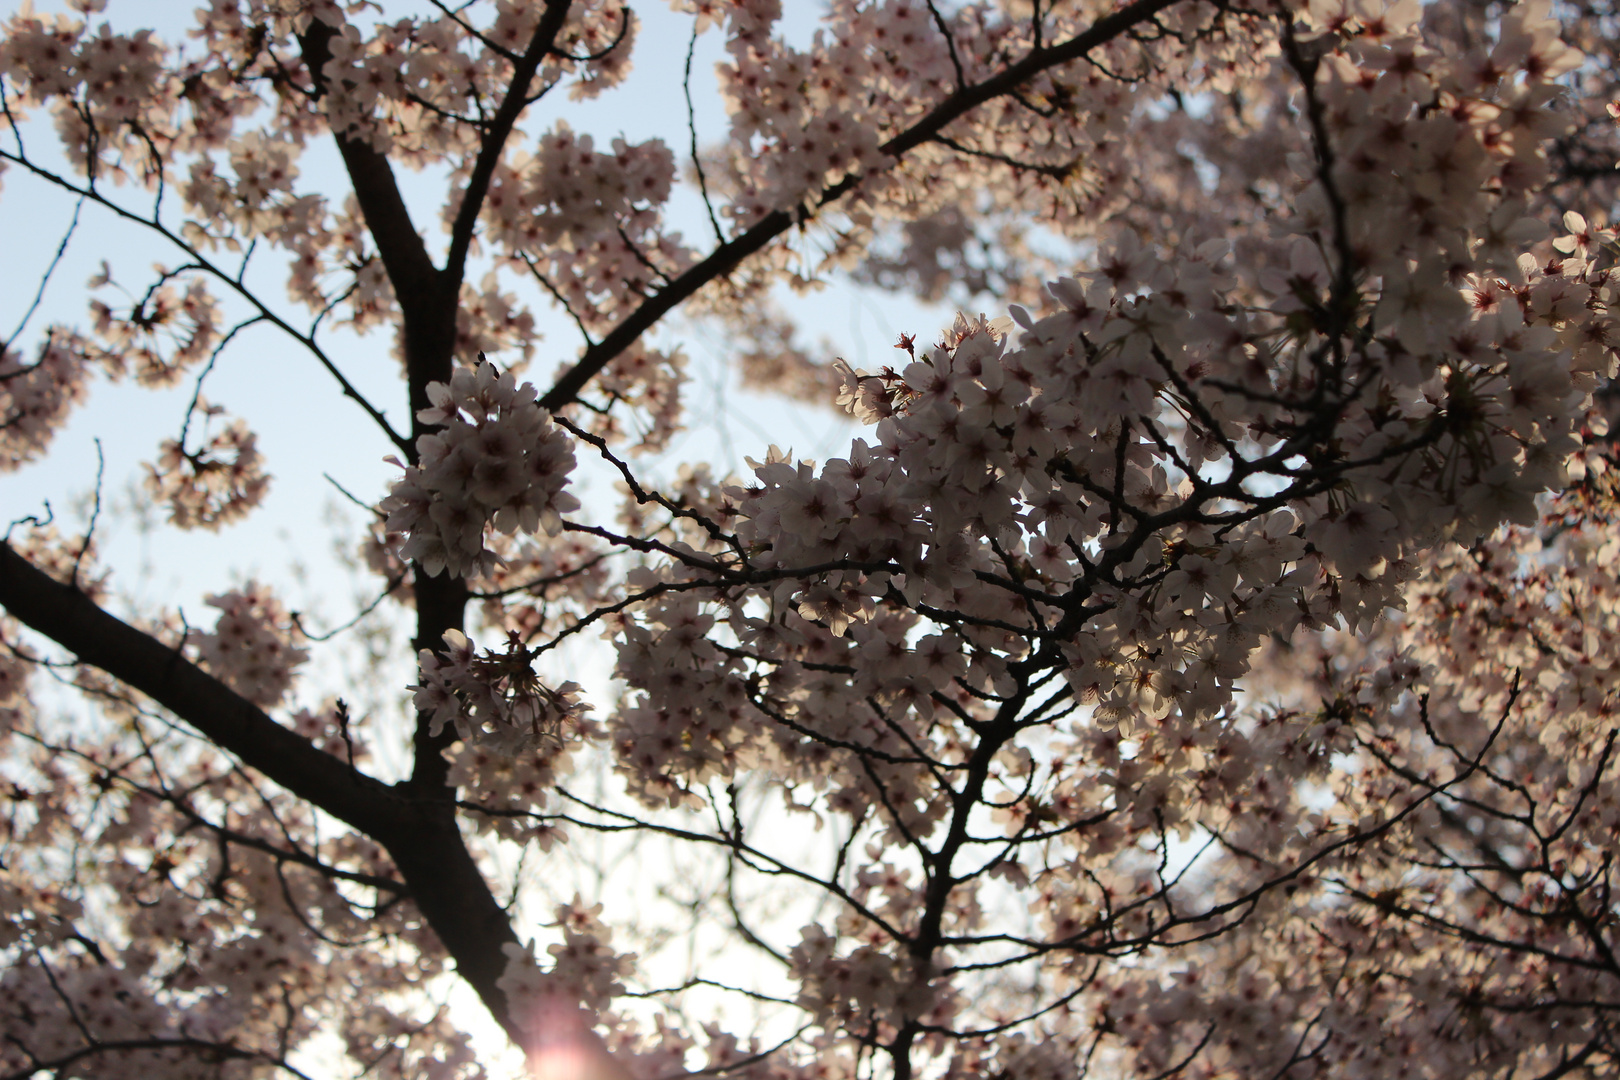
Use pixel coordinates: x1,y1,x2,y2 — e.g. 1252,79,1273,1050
685,22,725,245
5,194,83,350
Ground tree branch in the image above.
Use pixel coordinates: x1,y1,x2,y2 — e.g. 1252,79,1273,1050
444,0,574,283
0,542,391,832
0,542,532,1049
296,23,441,313
539,0,1184,410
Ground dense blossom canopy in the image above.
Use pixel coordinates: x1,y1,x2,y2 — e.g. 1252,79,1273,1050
3,0,1620,1078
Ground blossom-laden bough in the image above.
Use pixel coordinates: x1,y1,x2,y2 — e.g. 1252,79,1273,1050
3,0,1620,1078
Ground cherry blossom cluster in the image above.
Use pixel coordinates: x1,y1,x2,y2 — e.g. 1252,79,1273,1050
331,195,399,335
456,273,539,365
382,359,580,578
192,581,309,708
4,522,106,600
317,17,435,148
447,736,573,849
181,132,307,247
0,9,164,127
315,1,637,149
358,515,413,607
1074,431,1620,1077
88,273,221,389
610,172,1613,803
706,0,1239,246
0,962,209,1080
143,403,271,530
412,629,590,755
474,532,612,642
1,268,222,474
0,697,443,1080
480,123,691,334
486,124,674,251
1,0,676,414
715,26,888,226
671,0,781,42
575,343,687,452
0,617,29,732
0,335,89,471
789,923,952,1035
733,302,844,403
496,898,634,1024
180,144,349,321
584,3,1620,1065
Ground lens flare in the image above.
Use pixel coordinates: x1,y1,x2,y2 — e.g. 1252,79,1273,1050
522,997,629,1080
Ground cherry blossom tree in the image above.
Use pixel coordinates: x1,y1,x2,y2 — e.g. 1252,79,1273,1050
2,0,1620,1078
